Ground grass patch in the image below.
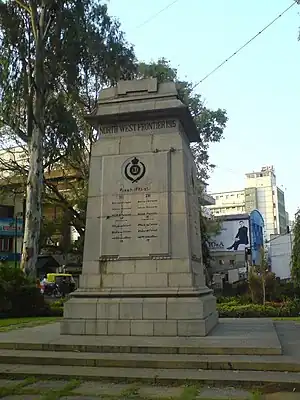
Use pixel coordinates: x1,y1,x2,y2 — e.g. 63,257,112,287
0,317,60,332
180,385,199,400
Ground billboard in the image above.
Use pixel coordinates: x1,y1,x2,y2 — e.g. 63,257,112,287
208,218,250,252
0,218,23,237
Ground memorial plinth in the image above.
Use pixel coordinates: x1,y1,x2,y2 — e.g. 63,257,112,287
61,78,218,337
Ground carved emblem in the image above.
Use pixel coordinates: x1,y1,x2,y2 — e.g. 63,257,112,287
123,157,146,183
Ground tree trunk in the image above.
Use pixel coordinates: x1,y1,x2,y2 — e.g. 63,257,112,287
262,277,266,306
20,21,45,278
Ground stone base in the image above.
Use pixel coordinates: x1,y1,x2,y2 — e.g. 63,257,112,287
61,293,218,337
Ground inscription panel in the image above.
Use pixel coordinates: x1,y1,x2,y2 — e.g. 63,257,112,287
99,152,170,258
99,119,178,136
100,152,169,195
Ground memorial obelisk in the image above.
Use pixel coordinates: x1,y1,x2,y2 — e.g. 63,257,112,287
61,78,218,337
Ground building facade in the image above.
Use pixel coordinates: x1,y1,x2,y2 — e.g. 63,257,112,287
208,166,288,241
269,233,293,280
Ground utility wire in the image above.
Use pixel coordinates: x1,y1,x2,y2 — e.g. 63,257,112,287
192,2,298,90
136,0,180,29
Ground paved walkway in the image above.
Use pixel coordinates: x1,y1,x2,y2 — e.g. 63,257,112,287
1,378,300,399
0,320,299,398
0,319,283,355
0,378,299,399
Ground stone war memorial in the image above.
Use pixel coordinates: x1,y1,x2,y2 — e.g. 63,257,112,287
61,78,219,337
0,79,297,390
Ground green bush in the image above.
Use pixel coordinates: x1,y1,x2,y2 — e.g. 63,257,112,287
48,298,66,317
217,300,300,318
216,295,251,305
0,264,48,317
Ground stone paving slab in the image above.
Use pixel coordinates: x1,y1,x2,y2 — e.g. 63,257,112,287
72,381,131,395
3,396,42,399
0,379,23,387
197,386,252,399
265,393,300,400
25,379,69,390
61,397,102,400
139,385,184,398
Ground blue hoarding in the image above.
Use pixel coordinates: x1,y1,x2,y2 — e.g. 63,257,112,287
0,218,23,237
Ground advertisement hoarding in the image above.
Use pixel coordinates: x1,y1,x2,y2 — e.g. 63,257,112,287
208,218,250,252
0,218,23,237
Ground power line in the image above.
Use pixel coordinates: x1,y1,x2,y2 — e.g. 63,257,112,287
136,0,180,29
192,2,298,90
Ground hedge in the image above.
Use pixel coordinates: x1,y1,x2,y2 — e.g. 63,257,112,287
217,301,300,318
0,265,49,318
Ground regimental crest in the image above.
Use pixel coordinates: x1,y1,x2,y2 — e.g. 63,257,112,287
123,157,146,183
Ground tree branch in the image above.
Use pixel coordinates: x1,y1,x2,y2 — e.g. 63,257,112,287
15,0,30,13
28,1,38,42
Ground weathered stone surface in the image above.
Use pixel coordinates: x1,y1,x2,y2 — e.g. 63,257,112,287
0,379,22,387
131,320,154,336
153,320,177,336
72,382,130,396
265,394,300,400
197,386,252,399
139,385,184,398
26,380,69,390
143,298,166,320
60,397,99,400
4,396,43,400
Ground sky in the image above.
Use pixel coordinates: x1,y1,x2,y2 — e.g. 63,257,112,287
107,0,300,218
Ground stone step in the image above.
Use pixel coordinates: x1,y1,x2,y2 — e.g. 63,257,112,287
0,332,282,356
0,350,299,372
0,363,299,387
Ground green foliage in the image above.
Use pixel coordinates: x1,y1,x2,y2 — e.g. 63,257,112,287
0,265,47,317
137,58,228,180
291,213,300,287
216,295,251,305
48,299,65,317
200,210,223,285
138,58,227,269
248,247,274,304
0,0,137,250
217,299,300,318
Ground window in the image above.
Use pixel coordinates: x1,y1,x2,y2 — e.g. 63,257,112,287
229,259,235,266
0,238,12,252
0,206,14,218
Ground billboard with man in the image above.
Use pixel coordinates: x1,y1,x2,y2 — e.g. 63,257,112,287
208,218,250,252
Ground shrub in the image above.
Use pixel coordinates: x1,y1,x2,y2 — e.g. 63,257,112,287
48,298,66,317
216,295,251,305
0,264,48,317
217,300,300,318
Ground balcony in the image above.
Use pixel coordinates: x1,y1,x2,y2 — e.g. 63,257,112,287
201,192,216,206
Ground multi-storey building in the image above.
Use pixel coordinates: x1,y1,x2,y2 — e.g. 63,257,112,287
0,146,83,266
208,166,288,240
